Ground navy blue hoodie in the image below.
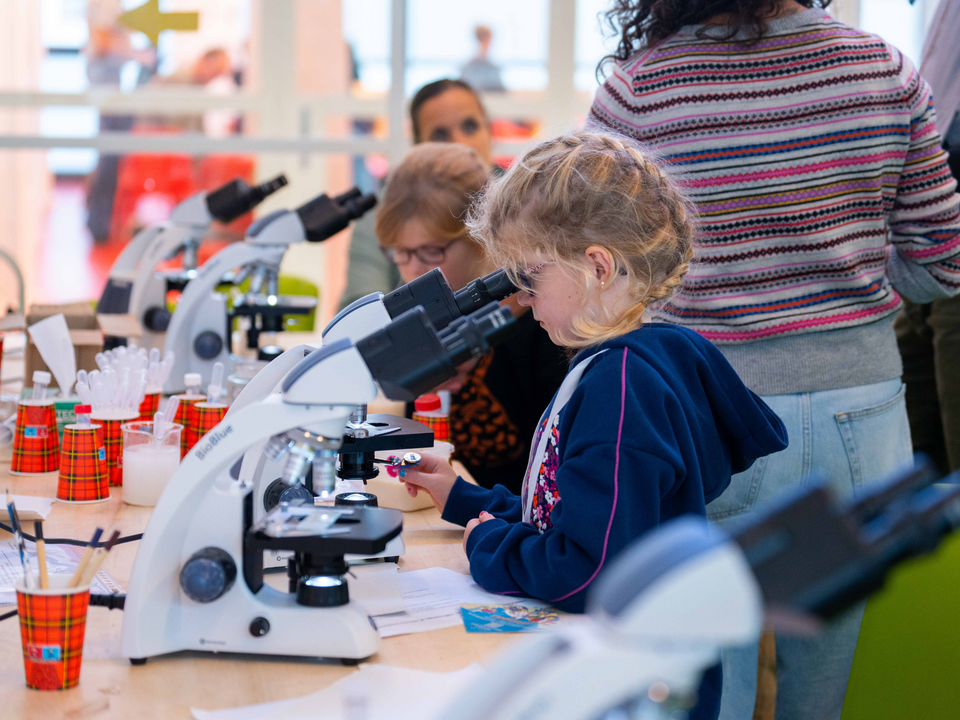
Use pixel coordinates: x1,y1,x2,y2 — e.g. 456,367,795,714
441,323,788,719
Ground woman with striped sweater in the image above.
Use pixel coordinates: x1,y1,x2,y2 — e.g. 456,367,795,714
589,2,960,720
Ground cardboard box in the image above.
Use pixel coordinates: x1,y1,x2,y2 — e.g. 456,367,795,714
25,303,103,391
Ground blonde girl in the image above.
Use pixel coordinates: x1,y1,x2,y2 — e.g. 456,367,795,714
400,131,788,719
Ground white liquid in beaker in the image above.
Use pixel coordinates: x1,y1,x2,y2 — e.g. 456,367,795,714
122,444,180,506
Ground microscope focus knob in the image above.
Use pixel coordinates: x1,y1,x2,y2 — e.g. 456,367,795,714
194,330,224,359
249,617,270,637
143,306,171,332
179,547,237,603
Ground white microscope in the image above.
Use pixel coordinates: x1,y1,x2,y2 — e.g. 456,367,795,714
97,175,289,350
161,187,376,394
438,459,960,720
226,268,519,564
121,300,518,664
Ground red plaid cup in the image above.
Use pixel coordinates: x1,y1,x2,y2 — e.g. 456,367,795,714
187,402,227,451
137,392,161,422
17,576,90,690
173,395,206,459
412,413,451,442
57,425,109,503
11,401,60,475
91,411,138,487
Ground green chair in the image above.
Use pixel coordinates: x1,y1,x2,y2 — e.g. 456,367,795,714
841,525,960,718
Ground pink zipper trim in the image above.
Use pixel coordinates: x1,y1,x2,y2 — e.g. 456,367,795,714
551,347,627,603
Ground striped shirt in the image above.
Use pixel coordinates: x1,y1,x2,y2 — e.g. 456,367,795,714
589,9,960,394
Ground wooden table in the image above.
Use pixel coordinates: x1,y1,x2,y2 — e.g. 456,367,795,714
0,447,512,720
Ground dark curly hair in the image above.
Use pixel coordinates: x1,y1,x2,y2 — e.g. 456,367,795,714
601,0,833,68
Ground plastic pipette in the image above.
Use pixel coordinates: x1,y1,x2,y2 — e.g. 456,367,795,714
95,353,109,372
207,363,224,403
32,371,51,402
158,352,175,388
75,381,94,408
153,411,165,441
162,396,180,428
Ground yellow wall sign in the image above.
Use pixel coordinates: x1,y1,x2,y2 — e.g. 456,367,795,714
118,0,200,46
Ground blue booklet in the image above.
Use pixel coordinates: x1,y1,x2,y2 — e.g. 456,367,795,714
460,604,561,633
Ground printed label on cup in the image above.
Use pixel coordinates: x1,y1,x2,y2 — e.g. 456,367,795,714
24,426,49,439
25,406,48,424
26,644,61,662
98,448,106,461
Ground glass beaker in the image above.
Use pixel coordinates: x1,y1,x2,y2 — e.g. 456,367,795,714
121,421,182,506
226,358,268,405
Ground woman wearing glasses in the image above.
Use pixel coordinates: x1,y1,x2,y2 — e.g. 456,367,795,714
376,142,568,492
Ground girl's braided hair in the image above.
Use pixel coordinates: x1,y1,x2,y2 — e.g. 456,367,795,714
467,130,695,347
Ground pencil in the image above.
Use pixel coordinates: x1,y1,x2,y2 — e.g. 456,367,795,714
78,529,121,587
69,527,103,588
34,521,48,590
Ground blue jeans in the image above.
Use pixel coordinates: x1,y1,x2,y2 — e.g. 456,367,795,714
707,379,912,720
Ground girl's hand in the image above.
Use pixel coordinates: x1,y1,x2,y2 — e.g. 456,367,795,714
399,454,458,513
463,511,495,552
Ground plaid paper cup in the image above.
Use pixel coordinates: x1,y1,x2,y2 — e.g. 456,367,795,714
91,411,139,487
57,425,109,503
16,576,90,691
11,401,60,475
173,395,206,459
412,413,451,442
137,392,161,422
187,402,227,450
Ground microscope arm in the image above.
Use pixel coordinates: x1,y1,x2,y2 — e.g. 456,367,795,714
162,241,285,393
127,223,205,321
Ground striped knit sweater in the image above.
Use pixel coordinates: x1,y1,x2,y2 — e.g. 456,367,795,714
589,8,960,395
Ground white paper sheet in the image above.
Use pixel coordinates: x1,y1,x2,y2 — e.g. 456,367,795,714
347,563,404,616
191,663,483,720
372,567,544,638
0,538,123,604
0,495,54,522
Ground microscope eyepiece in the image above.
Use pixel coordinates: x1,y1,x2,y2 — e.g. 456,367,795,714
205,174,289,223
382,268,461,329
453,268,519,316
296,188,378,243
356,302,518,401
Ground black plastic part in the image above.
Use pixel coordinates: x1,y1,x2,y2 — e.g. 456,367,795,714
336,492,378,507
194,330,224,360
442,303,516,366
103,336,128,351
454,268,518,316
97,278,133,314
130,658,147,666
143,306,171,332
89,593,126,610
242,506,403,595
296,575,350,607
205,174,289,223
249,617,270,637
355,308,454,402
179,547,238,603
383,268,461,329
296,188,377,243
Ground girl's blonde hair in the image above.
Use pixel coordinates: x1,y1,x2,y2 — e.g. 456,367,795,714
467,130,695,347
376,142,489,248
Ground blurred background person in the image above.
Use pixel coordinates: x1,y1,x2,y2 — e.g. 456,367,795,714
460,25,505,93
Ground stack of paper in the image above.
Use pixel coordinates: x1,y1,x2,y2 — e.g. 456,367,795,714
371,567,545,637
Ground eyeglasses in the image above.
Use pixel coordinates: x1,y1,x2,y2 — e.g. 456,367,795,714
381,238,464,266
516,262,550,293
